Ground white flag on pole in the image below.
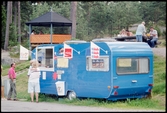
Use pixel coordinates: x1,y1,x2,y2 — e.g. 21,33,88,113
20,45,29,60
63,43,73,58
90,42,100,59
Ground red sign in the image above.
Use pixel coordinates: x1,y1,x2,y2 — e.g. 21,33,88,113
64,48,73,58
53,72,58,80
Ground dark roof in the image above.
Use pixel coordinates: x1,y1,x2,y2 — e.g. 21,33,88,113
25,11,72,27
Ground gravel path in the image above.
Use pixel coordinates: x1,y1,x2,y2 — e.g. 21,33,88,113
1,99,165,112
152,47,166,58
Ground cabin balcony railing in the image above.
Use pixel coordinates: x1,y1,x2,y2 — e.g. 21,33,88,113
30,34,72,44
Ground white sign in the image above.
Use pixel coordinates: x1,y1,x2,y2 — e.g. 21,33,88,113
20,45,29,60
90,42,100,59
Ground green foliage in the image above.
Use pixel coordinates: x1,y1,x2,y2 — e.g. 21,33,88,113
20,1,33,40
29,2,71,34
2,1,166,48
152,56,166,95
126,98,162,109
139,1,166,25
21,38,30,49
157,20,166,27
161,30,166,37
1,5,6,48
161,40,166,46
16,62,30,72
8,23,19,47
16,73,29,99
8,45,20,58
154,25,161,37
153,82,166,95
2,60,30,76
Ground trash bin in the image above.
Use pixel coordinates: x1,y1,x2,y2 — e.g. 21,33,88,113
55,81,65,96
3,79,10,97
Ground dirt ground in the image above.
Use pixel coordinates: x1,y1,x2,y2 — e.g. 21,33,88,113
1,99,165,112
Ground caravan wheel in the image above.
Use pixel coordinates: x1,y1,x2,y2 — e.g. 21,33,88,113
67,91,76,100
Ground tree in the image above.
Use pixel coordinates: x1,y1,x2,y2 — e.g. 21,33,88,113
14,1,17,29
1,5,6,49
4,1,12,50
70,1,77,39
9,1,12,24
18,1,21,43
2,1,166,49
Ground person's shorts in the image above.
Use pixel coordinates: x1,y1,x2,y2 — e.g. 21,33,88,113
28,82,40,93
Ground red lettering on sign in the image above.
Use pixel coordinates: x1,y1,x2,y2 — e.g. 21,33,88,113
92,48,99,51
92,55,99,58
92,51,99,54
64,48,73,58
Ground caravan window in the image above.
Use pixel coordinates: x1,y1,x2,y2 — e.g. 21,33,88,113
116,58,149,75
86,56,109,71
36,46,54,71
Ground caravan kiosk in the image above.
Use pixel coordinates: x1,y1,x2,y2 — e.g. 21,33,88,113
31,41,153,101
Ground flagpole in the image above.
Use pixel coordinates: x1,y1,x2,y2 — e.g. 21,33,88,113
73,49,80,54
99,48,108,54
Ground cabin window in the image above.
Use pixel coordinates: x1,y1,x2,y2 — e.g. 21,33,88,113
116,58,149,75
36,46,54,71
86,56,109,71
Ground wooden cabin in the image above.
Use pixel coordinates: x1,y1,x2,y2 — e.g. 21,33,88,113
30,34,71,49
25,11,73,50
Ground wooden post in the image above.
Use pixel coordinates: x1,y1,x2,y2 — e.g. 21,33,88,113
1,86,5,98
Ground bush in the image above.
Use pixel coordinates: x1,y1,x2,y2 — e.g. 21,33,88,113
154,25,161,37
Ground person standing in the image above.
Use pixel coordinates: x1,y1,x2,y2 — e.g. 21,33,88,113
135,21,146,42
28,60,40,103
7,63,18,101
148,26,158,48
31,30,35,35
27,59,36,78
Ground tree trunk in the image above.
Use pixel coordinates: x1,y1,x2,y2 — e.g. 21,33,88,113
9,1,12,24
14,1,17,41
70,2,73,21
18,1,21,43
4,1,12,50
70,1,77,39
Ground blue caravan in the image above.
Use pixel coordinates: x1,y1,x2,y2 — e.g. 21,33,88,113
31,41,153,101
